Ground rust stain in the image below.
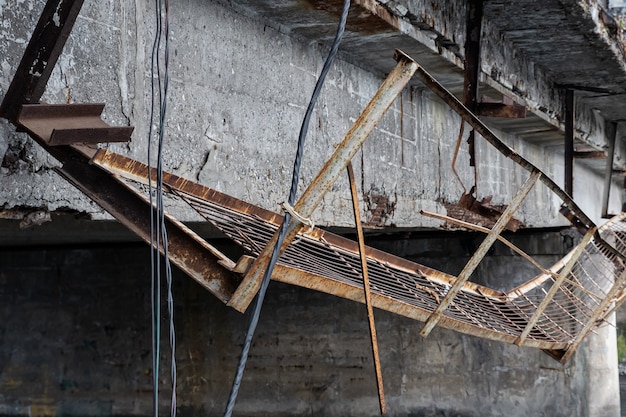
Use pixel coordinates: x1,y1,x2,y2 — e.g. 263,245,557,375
443,191,524,232
364,189,395,227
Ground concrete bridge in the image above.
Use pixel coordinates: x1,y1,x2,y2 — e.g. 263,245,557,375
1,0,626,416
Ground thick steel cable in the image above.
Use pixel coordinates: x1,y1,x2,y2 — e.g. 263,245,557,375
223,1,351,415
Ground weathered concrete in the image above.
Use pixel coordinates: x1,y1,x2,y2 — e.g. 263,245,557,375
1,0,624,229
0,230,616,417
0,1,623,416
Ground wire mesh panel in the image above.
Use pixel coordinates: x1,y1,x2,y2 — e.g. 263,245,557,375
171,187,626,351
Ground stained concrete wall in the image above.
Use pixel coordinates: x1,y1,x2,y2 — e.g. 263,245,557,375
1,0,623,228
0,230,617,417
0,1,622,416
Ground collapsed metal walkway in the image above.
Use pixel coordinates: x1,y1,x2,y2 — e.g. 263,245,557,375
91,148,626,362
3,0,626,365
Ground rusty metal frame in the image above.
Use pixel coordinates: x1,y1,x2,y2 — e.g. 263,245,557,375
515,227,597,346
420,169,541,337
1,0,237,303
226,50,419,313
412,61,626,266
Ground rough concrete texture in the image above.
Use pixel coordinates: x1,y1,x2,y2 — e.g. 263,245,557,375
0,230,617,417
1,0,623,229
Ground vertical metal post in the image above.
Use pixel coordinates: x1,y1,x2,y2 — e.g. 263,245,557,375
347,162,386,415
602,121,617,218
227,51,419,312
515,227,596,345
463,0,483,168
564,89,575,197
420,169,541,337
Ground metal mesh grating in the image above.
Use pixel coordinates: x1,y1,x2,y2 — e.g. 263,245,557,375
171,188,626,350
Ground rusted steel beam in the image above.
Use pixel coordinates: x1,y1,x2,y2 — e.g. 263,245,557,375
18,104,134,146
347,162,386,416
420,170,541,338
0,0,85,122
463,0,483,168
564,89,574,197
515,228,596,346
573,151,605,159
560,268,626,363
56,156,237,302
4,122,237,303
477,102,526,118
602,122,617,218
246,258,569,351
227,50,418,313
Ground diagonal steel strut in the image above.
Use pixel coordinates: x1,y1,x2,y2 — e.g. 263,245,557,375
226,50,418,313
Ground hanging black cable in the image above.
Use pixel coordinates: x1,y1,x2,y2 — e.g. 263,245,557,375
223,1,351,416
148,0,176,416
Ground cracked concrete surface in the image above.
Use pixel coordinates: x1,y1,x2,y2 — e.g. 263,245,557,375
0,0,624,228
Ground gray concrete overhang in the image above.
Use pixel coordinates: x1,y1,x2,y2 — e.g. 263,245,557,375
224,0,626,173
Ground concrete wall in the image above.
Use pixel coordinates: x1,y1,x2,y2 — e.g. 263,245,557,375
0,230,618,417
1,0,622,228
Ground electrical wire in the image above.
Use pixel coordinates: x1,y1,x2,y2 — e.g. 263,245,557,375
222,1,351,416
148,0,176,416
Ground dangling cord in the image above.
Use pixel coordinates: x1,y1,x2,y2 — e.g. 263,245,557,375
149,0,176,416
222,1,351,416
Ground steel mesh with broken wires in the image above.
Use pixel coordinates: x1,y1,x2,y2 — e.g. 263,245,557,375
172,187,626,350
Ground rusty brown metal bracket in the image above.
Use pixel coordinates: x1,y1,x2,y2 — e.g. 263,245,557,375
18,104,134,146
477,96,527,119
226,50,418,313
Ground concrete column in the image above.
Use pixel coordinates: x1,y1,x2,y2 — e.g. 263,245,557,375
584,312,620,417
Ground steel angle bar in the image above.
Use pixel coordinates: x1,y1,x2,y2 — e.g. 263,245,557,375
347,162,386,415
227,50,418,313
560,268,626,363
420,169,541,337
420,210,556,279
515,227,597,346
0,0,85,121
56,150,237,303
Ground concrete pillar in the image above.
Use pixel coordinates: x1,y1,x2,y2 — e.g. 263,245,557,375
583,312,620,417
